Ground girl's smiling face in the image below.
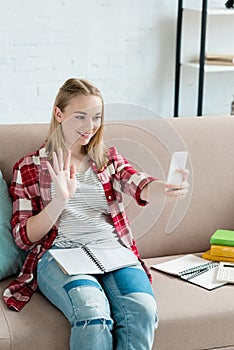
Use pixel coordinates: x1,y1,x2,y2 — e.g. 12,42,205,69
54,94,103,152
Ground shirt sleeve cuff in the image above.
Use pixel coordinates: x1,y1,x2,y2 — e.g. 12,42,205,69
15,219,36,249
135,176,157,206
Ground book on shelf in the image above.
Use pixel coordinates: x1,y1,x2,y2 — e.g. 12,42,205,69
210,229,234,247
205,60,234,66
151,254,226,290
202,250,234,263
210,244,234,258
206,54,234,63
49,244,139,275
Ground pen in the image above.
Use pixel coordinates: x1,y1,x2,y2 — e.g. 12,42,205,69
182,267,209,281
178,265,210,277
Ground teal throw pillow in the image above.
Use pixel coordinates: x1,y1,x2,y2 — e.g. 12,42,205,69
0,170,26,280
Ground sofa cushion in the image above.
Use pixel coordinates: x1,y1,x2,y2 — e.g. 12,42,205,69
147,255,234,350
0,278,70,350
0,171,26,280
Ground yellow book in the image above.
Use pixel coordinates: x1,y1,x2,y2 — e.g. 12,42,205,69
210,244,234,258
202,250,234,263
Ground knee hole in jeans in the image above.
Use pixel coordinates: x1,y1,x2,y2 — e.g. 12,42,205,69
64,280,113,327
76,318,113,331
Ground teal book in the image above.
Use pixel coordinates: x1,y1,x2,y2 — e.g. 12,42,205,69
210,229,234,247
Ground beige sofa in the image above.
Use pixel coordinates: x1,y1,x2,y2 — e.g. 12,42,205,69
0,116,234,350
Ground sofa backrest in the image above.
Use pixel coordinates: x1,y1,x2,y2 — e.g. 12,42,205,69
0,124,49,186
104,116,234,258
1,116,234,258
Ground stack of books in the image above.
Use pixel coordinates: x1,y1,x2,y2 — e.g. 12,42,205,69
205,54,234,66
202,229,234,262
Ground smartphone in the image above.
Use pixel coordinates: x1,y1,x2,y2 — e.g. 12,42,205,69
166,151,188,186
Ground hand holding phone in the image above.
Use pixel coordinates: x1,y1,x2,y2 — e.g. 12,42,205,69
166,151,188,189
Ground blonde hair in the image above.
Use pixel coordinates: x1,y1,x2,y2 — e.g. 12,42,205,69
45,78,108,170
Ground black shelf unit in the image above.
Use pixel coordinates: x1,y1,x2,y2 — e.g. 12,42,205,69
174,0,208,117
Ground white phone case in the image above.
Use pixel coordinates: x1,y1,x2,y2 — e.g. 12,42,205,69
167,151,188,185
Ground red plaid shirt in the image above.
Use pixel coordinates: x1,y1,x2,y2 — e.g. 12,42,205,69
3,146,156,311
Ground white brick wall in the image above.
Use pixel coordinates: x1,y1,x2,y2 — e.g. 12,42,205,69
0,0,179,123
0,0,233,123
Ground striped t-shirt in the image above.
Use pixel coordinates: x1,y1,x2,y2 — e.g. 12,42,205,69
52,167,120,248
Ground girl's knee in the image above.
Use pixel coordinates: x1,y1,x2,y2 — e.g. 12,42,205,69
129,293,158,327
63,278,112,326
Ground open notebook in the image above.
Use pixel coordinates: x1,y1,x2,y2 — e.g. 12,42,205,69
151,254,227,290
49,244,139,275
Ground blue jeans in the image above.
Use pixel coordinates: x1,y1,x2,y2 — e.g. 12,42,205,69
37,250,158,350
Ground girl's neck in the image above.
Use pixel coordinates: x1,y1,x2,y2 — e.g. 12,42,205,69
70,149,90,173
70,143,84,160
71,151,85,161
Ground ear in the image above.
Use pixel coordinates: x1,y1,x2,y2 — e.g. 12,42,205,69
54,106,63,123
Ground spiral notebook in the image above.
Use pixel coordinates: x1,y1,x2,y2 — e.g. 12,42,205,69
151,254,227,290
49,245,139,275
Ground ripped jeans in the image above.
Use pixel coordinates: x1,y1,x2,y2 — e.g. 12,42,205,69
37,250,158,350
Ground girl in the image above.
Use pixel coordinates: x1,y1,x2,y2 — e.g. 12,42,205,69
3,78,189,350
